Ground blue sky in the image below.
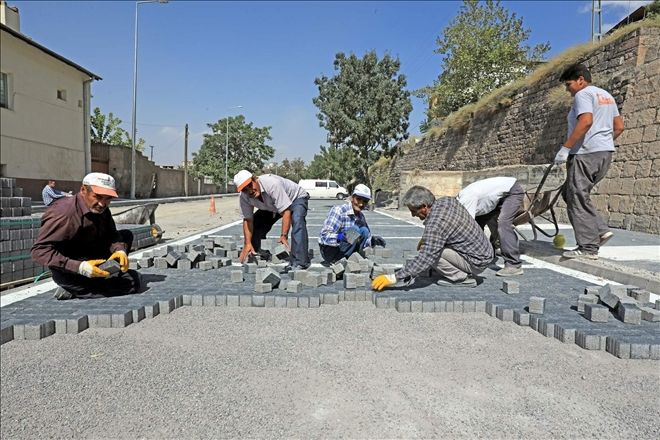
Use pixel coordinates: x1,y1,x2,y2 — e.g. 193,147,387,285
9,0,651,166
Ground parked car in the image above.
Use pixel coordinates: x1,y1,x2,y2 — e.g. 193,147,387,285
298,179,348,199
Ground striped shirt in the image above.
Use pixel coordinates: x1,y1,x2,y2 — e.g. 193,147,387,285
318,202,371,247
395,197,494,280
42,185,67,206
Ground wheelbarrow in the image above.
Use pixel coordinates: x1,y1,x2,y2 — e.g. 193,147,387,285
512,164,564,241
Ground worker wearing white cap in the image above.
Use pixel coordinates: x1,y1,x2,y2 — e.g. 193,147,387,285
32,173,141,300
318,183,386,264
233,170,311,270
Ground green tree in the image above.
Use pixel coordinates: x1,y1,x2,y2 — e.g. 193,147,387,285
90,107,127,145
265,158,307,183
306,146,357,187
647,0,660,17
90,107,146,151
313,51,413,187
425,0,550,122
192,115,274,186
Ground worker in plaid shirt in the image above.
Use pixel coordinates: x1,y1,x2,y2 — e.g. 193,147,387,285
373,185,494,290
318,184,386,264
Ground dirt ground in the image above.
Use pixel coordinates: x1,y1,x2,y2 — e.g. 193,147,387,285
151,196,242,241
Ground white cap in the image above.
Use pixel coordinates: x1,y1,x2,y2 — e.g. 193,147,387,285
352,184,371,200
233,170,253,192
82,172,118,197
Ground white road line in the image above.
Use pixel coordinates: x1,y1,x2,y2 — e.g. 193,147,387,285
0,220,243,307
598,246,660,262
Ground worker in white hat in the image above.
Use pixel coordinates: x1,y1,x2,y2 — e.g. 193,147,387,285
318,183,386,264
32,173,141,300
233,170,311,270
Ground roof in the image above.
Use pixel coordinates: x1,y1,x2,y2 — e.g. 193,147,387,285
0,23,101,80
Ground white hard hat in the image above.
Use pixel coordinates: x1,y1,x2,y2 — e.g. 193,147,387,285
352,184,371,200
233,170,253,192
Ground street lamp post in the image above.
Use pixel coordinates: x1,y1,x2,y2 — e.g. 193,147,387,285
225,105,243,193
130,0,168,199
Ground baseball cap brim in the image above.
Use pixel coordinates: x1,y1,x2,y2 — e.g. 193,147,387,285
90,185,118,197
237,179,251,192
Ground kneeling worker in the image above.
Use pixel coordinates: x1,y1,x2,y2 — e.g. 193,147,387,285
32,173,141,300
372,185,493,290
318,184,386,264
234,170,311,270
457,176,524,277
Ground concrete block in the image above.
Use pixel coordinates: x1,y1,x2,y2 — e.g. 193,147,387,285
99,259,121,275
226,294,240,307
243,263,257,274
486,302,497,317
606,337,631,359
462,300,476,313
410,300,423,313
496,307,514,322
17,321,56,340
598,285,627,309
177,259,192,270
321,292,339,305
629,342,651,360
297,296,310,308
576,331,606,350
144,303,160,318
453,301,464,313
112,311,133,328
346,260,362,273
132,307,145,323
137,257,153,269
274,244,289,260
303,272,323,288
252,295,265,307
640,306,660,322
343,273,366,289
203,295,217,306
331,262,345,279
502,280,519,294
629,289,650,303
286,296,297,308
345,228,362,245
309,295,320,308
153,258,168,269
395,299,411,312
255,283,272,293
152,246,171,258
584,285,600,295
528,297,546,314
375,296,390,309
215,295,227,306
191,295,204,307
264,296,276,308
585,304,609,322
554,324,576,344
198,261,214,271
1,324,14,344
239,294,253,306
616,303,642,324
475,301,486,313
165,251,182,267
274,295,287,308
261,268,281,288
213,248,227,257
231,270,244,283
422,301,435,313
287,280,303,293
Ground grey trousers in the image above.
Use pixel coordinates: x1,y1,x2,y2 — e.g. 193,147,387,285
562,151,612,253
475,182,524,268
433,248,486,282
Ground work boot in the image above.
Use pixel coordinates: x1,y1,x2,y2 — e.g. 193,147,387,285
435,276,477,288
496,266,524,277
53,286,74,300
562,249,598,260
599,231,614,247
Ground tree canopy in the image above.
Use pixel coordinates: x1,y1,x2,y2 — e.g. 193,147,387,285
90,107,145,151
306,146,357,187
263,158,308,183
313,51,412,187
192,115,274,186
425,0,550,125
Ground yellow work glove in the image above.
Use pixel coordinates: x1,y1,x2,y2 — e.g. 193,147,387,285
372,274,397,291
78,260,110,278
109,250,129,272
417,239,424,251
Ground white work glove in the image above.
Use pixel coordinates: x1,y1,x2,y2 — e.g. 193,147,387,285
554,146,570,164
78,259,110,278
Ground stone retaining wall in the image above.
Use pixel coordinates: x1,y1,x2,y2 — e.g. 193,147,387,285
396,26,659,233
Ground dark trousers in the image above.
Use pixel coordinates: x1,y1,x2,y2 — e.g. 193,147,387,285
475,182,524,267
251,197,310,267
319,237,366,264
50,230,142,298
562,152,612,253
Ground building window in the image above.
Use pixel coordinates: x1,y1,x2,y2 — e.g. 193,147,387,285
0,72,8,108
57,89,67,101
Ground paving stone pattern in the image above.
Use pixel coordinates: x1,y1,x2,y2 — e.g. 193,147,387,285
1,203,658,360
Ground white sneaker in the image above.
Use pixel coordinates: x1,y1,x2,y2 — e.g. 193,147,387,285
436,277,477,287
562,249,598,260
599,231,614,247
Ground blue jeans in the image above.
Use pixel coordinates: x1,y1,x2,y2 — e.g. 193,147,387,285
319,236,367,264
251,197,310,268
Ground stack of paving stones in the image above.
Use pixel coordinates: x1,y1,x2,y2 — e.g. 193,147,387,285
1,232,658,361
0,178,47,285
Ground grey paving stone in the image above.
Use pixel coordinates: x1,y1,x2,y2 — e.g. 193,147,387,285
640,306,660,322
165,251,182,267
584,285,600,295
629,289,651,303
227,295,240,307
255,283,272,294
16,321,56,340
528,297,546,315
215,295,227,306
264,295,276,308
112,311,133,328
286,296,298,308
585,304,609,322
309,295,320,308
576,331,606,350
298,296,310,308
422,301,435,313
240,294,253,306
203,295,217,307
304,272,323,288
274,295,288,308
198,261,214,271
1,324,14,345
88,313,112,328
496,307,514,322
191,295,204,307
144,303,160,318
158,299,175,314
502,280,519,294
252,295,265,307
554,324,577,343
396,299,411,313
463,300,476,313
617,303,642,324
132,307,145,323
606,337,631,359
138,257,154,269
410,300,423,313
153,258,168,269
99,260,121,275
454,301,464,313
287,280,302,293
321,293,339,305
231,270,244,283
177,260,192,270
475,300,486,313
629,342,651,360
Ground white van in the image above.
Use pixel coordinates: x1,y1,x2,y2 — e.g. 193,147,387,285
298,179,348,199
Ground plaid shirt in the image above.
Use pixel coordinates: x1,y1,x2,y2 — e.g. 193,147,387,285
396,197,494,280
318,202,371,247
42,185,67,206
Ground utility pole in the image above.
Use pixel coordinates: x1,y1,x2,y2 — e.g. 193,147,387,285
149,145,154,161
184,123,189,197
592,0,603,43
